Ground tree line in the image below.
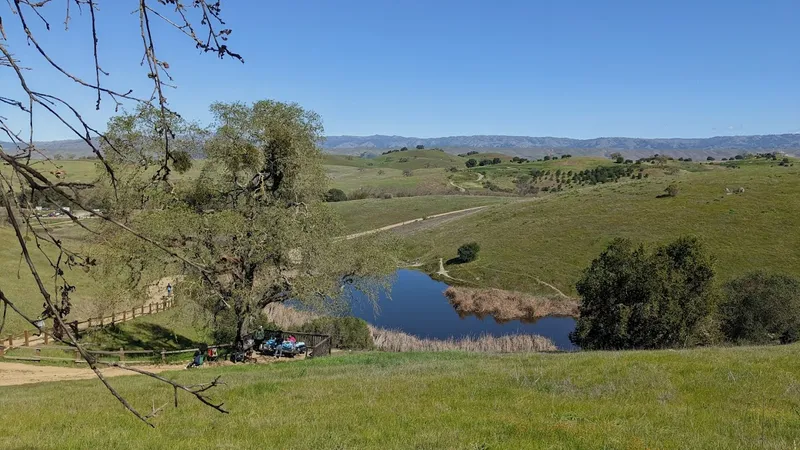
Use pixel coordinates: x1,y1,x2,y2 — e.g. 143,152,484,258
572,237,800,349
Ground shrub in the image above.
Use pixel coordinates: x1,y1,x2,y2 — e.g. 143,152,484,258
465,158,477,168
398,157,409,163
707,156,715,161
570,237,719,350
720,272,800,344
664,184,679,197
324,188,348,202
300,317,374,350
400,147,408,151
381,192,393,199
402,169,413,177
615,156,625,164
416,144,424,150
377,169,385,175
457,242,481,263
348,187,375,200
492,157,502,164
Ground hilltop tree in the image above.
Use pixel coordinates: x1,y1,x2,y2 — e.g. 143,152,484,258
465,158,478,168
97,100,396,348
416,145,425,150
571,237,719,350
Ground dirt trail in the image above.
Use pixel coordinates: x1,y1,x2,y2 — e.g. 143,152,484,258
0,362,175,387
448,172,484,192
343,205,490,240
475,265,570,298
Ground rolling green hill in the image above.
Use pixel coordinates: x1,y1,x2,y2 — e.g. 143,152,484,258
2,346,799,448
400,160,800,296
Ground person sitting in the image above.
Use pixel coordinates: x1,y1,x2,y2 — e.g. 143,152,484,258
187,350,204,368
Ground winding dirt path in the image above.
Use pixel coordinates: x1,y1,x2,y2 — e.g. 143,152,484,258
475,265,570,298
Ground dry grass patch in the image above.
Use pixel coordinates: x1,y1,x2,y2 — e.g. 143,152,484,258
444,286,578,322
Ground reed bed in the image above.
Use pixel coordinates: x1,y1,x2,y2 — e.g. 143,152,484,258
264,303,555,353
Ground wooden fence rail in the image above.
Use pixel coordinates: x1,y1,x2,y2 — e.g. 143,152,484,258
4,299,175,349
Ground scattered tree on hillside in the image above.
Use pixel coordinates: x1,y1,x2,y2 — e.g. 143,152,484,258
400,147,409,151
325,188,348,202
416,145,424,150
664,184,679,197
707,156,716,161
492,157,502,165
571,237,719,350
466,158,478,168
456,242,481,263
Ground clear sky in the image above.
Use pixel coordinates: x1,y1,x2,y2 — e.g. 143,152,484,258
2,0,799,141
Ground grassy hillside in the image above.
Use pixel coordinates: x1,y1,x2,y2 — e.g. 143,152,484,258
2,346,799,448
329,195,514,233
0,226,103,335
401,161,800,295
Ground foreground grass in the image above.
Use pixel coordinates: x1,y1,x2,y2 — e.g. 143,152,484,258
330,195,513,233
402,162,800,295
2,346,800,448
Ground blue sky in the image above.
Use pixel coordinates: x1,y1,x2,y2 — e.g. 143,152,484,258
2,0,799,141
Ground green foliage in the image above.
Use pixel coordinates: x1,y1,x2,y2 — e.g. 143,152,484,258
720,272,800,344
299,316,374,349
465,158,477,168
457,242,481,263
571,237,719,350
97,100,395,345
324,188,348,202
415,144,424,150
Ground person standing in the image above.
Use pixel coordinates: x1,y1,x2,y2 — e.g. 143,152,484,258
254,326,265,352
166,283,173,297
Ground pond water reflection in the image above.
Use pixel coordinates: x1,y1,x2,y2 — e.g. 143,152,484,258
346,269,577,350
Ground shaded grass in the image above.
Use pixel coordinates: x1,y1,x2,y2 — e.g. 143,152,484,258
81,304,210,351
401,162,800,295
1,345,799,448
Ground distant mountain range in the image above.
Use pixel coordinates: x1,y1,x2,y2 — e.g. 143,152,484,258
323,134,800,151
3,133,800,160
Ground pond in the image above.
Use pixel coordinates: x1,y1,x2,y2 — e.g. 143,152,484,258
346,269,577,350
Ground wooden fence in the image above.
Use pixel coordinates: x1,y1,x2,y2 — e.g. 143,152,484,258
4,299,175,349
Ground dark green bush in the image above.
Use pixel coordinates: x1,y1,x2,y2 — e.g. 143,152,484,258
325,188,348,202
300,317,373,350
457,242,481,263
570,237,719,350
720,272,800,345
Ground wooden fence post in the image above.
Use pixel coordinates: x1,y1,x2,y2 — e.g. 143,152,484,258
88,318,92,328
122,310,127,321
0,346,4,357
43,333,49,345
119,347,125,362
111,312,116,325
141,305,145,315
23,330,29,346
7,335,12,347
132,307,136,319
161,351,166,364
149,304,153,314
74,349,81,362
